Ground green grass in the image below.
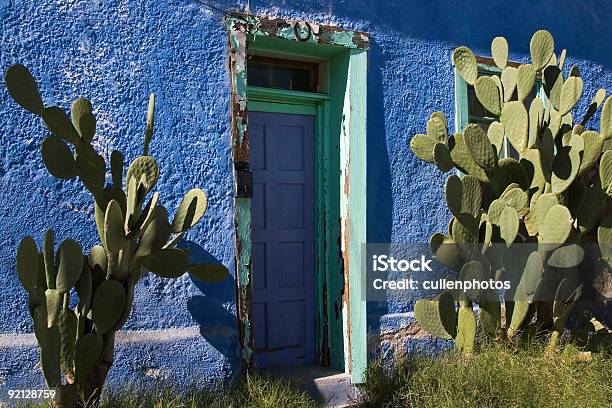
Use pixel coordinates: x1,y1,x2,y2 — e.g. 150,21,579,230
19,374,323,408
19,344,611,408
99,374,323,408
357,343,612,408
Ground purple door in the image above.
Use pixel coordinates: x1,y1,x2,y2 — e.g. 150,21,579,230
249,111,316,368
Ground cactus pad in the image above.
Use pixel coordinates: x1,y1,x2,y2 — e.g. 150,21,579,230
534,193,559,233
479,302,501,337
576,184,605,233
491,36,508,69
551,146,580,193
449,133,490,182
500,187,528,213
92,279,126,334
597,214,612,258
4,64,44,115
577,131,603,175
414,292,456,340
455,307,476,354
465,123,497,170
433,143,453,172
104,200,127,253
516,252,544,299
445,175,462,217
474,76,501,117
45,288,63,327
541,204,572,244
126,156,160,193
135,206,172,257
487,121,505,152
499,206,519,246
600,151,612,195
56,239,83,293
452,46,478,85
143,94,156,156
58,308,77,376
410,134,436,163
501,101,528,153
517,64,536,102
171,188,208,233
558,49,567,69
542,65,565,109
75,263,92,317
530,30,554,71
42,106,81,145
452,213,479,244
508,301,531,336
559,76,583,116
459,260,489,303
426,116,448,145
76,145,106,194
71,98,96,142
547,244,584,269
520,149,545,191
430,111,448,129
501,66,518,102
17,236,39,292
41,136,78,179
602,96,612,140
581,88,606,125
445,175,481,217
43,230,55,289
489,157,529,194
111,150,124,189
528,98,544,148
74,333,103,383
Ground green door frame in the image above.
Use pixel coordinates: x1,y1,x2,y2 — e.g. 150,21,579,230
226,14,369,383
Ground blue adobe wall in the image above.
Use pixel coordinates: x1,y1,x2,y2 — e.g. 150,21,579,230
1,0,611,392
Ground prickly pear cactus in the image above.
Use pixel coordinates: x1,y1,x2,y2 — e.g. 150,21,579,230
5,65,229,403
410,31,611,353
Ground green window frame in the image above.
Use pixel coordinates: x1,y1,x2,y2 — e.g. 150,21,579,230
454,57,543,160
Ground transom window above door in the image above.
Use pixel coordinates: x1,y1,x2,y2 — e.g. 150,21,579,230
247,55,325,93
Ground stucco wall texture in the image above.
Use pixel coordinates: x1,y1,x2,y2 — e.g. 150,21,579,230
1,0,611,391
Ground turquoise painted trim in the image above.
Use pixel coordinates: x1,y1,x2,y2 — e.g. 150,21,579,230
246,37,350,372
235,197,253,361
247,86,331,104
248,100,317,115
345,48,367,384
454,68,469,133
230,16,369,377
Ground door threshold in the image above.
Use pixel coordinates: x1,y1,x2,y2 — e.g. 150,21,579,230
261,365,360,407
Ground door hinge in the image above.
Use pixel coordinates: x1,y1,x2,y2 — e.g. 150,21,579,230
234,161,253,198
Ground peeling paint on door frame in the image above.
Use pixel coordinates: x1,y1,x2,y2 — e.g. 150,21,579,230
226,13,369,383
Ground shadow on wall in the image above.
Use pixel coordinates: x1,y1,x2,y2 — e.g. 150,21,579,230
180,241,239,369
366,38,393,353
247,0,612,69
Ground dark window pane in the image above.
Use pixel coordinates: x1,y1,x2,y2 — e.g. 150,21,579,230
248,56,318,92
467,84,495,121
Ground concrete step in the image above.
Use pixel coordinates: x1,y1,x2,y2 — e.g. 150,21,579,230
262,364,360,407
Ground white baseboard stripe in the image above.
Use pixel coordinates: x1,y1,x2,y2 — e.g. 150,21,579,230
0,326,202,349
